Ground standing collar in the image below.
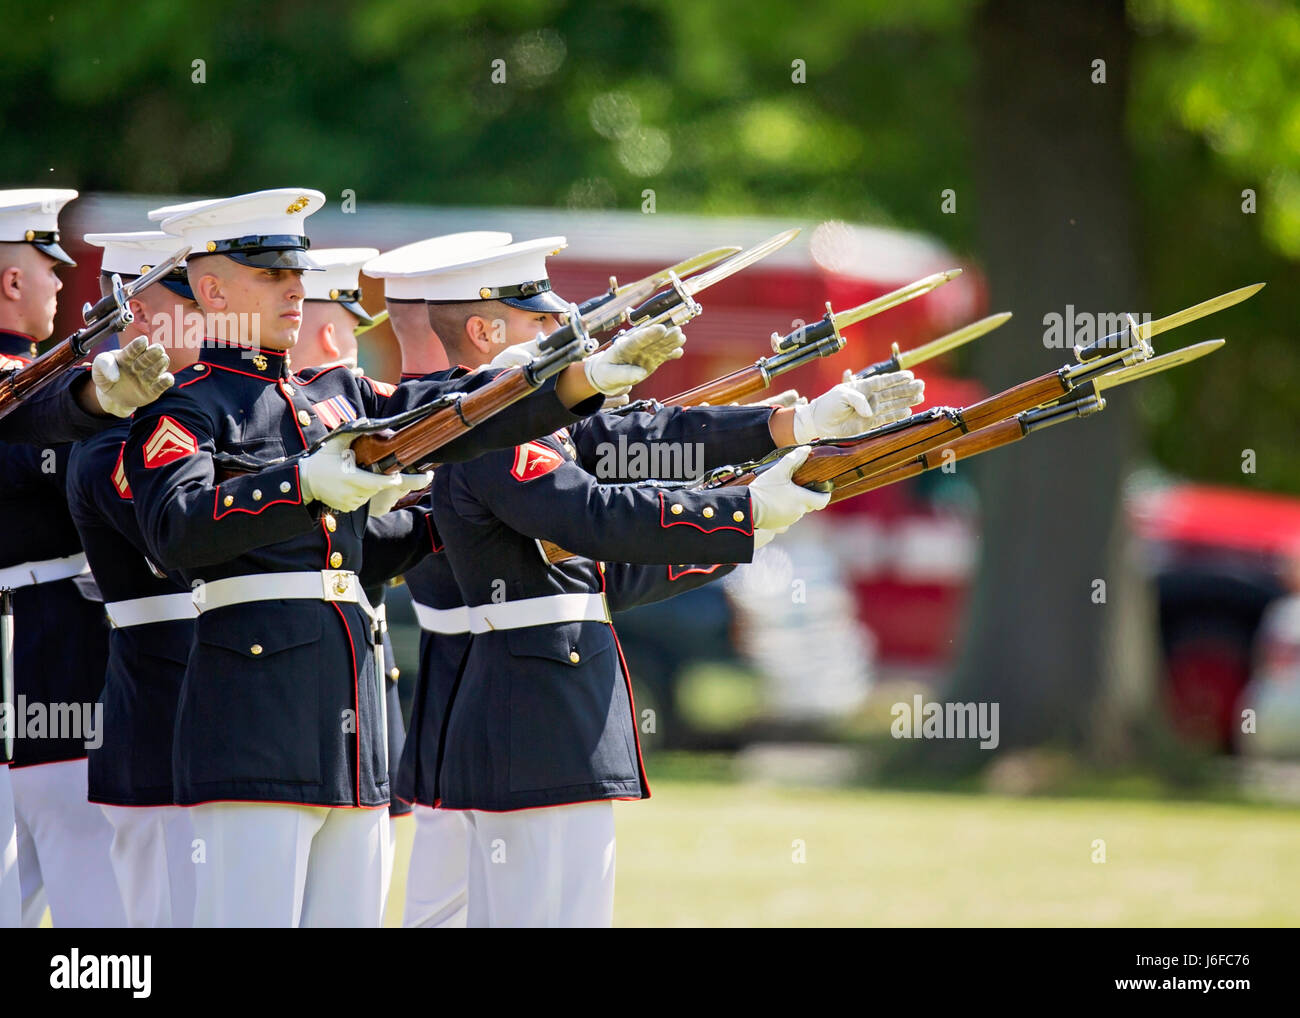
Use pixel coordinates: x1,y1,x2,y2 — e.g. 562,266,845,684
198,339,292,380
0,330,39,359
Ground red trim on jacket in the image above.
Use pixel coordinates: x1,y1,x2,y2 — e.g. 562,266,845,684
211,468,302,519
330,601,364,807
666,563,723,581
657,490,754,535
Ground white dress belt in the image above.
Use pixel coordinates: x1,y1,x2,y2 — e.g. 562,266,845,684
0,553,90,589
465,592,610,634
104,591,198,629
411,601,471,636
192,570,375,617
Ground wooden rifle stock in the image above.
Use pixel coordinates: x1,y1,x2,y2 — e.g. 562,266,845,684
783,368,1070,490
668,366,770,407
350,366,538,473
0,341,84,423
827,417,1026,504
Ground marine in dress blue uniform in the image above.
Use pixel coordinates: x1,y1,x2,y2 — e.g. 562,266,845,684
121,191,616,928
414,235,921,925
68,228,204,928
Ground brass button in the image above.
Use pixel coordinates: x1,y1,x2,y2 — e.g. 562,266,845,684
297,410,311,427
283,384,295,396
252,489,262,501
670,503,683,515
250,644,263,655
206,240,217,252
24,229,35,241
223,495,234,507
280,481,291,493
568,651,580,664
329,288,340,300
192,363,206,372
733,510,745,523
388,667,400,681
324,513,337,532
702,506,714,519
329,551,343,568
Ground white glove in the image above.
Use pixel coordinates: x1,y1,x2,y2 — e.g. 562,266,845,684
488,335,544,370
601,390,633,410
749,388,806,409
747,446,830,531
792,369,925,443
367,470,435,517
583,323,685,395
298,433,410,513
90,336,175,417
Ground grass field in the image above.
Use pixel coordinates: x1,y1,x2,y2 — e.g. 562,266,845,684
386,777,1300,927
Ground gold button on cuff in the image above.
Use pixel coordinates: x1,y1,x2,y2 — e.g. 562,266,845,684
223,495,234,507
733,511,745,523
297,410,311,426
670,503,684,515
252,489,262,501
324,514,337,532
388,667,400,681
568,651,581,664
280,481,291,493
702,507,715,519
329,552,343,568
250,644,263,655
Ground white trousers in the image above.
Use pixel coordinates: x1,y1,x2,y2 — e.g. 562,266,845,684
402,805,469,928
101,804,196,928
11,758,126,927
189,802,388,928
465,801,616,928
0,767,19,927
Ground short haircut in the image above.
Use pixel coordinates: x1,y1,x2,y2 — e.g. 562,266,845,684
425,299,508,345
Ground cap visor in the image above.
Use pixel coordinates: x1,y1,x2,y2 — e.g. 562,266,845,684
160,277,196,301
222,249,323,270
34,241,76,267
502,290,570,314
341,300,375,327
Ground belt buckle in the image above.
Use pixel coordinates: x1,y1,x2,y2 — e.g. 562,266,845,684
321,570,357,602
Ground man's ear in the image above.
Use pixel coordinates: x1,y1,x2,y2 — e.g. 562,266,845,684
464,315,494,355
193,272,225,311
320,321,340,359
0,266,21,302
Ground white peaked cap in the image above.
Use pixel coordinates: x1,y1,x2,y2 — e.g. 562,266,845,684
0,188,79,264
159,188,326,270
146,197,221,223
408,236,570,312
303,247,381,325
363,231,513,300
83,230,189,276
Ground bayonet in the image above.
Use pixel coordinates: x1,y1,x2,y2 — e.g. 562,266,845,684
1074,283,1263,362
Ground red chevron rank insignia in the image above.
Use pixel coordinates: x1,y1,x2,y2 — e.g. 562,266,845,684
510,441,563,482
143,416,198,468
112,444,132,498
